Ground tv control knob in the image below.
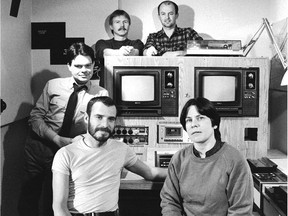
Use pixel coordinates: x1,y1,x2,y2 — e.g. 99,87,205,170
248,73,254,79
167,72,173,78
122,129,127,135
116,129,122,135
128,138,134,144
167,82,173,88
248,83,254,89
123,138,128,143
128,129,133,135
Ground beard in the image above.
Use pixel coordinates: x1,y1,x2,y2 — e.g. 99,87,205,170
88,124,113,144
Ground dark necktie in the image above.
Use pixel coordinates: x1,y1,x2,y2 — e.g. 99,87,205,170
59,83,87,137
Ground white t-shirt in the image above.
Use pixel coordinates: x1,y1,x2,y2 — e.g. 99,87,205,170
52,134,137,213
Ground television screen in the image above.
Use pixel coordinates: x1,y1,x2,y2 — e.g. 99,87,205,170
121,75,155,101
195,67,259,117
203,76,236,102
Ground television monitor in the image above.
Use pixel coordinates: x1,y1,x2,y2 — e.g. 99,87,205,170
113,66,179,117
195,67,259,117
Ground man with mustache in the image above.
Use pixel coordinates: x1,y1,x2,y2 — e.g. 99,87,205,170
18,42,109,216
52,96,167,216
95,9,144,87
144,0,203,56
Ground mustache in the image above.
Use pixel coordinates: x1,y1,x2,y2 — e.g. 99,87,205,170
95,127,112,133
118,27,127,31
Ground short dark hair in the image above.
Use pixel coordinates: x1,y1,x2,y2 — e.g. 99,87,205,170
86,96,117,117
158,0,179,15
109,9,131,26
180,97,221,141
66,42,95,66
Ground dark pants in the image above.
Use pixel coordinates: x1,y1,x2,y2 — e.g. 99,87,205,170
18,130,59,216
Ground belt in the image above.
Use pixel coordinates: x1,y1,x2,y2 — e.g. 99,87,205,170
71,209,119,216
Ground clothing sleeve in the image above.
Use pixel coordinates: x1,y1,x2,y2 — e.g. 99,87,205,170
52,147,70,175
29,81,58,142
95,40,109,59
160,156,184,216
187,28,203,40
123,145,138,168
143,33,156,50
98,89,109,96
226,153,254,216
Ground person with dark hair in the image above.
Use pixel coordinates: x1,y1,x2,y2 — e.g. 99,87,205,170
144,0,203,56
52,96,167,216
95,9,144,87
160,97,254,216
18,42,108,216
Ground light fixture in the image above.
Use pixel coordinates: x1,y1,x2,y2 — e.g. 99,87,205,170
243,18,287,86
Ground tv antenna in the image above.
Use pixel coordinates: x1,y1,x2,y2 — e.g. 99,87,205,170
242,18,287,85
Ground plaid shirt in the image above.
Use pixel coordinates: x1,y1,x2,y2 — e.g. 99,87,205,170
144,26,203,56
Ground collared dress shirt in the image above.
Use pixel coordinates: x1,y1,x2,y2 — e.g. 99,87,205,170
29,77,109,141
144,26,203,56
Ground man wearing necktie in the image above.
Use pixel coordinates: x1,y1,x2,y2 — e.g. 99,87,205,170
18,42,108,216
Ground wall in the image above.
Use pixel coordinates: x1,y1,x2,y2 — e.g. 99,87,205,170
269,17,287,153
1,1,32,216
1,0,33,125
0,1,3,209
269,89,287,153
1,118,29,216
1,0,32,215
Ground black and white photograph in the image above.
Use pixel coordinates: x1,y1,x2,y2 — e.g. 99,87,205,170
1,0,287,216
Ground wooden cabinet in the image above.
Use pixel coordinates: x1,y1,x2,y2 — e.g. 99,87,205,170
105,56,270,160
119,179,163,216
119,189,162,216
262,185,287,216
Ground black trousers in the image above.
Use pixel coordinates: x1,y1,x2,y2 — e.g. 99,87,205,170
71,210,120,216
18,130,59,216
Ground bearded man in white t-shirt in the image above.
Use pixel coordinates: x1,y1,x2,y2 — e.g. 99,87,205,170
52,96,167,216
